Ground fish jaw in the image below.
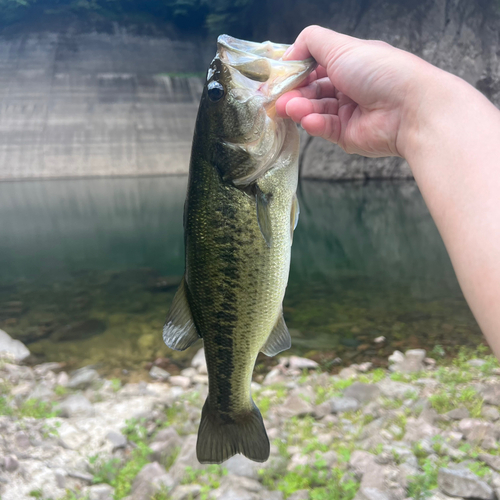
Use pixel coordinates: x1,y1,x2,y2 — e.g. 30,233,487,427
216,34,317,106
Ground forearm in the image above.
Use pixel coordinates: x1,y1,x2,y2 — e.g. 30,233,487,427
400,63,500,356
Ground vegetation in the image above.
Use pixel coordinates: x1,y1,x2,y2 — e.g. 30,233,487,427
0,0,265,37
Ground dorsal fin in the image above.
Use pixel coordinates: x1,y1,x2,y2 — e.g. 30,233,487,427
163,277,200,351
261,312,291,356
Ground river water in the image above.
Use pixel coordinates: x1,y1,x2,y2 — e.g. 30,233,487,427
0,177,481,379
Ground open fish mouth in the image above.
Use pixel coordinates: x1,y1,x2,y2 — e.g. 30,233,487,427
217,35,317,104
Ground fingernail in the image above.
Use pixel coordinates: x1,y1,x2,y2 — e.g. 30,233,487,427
283,44,294,60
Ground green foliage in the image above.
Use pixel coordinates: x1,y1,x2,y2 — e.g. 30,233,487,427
110,378,121,392
468,461,491,478
407,458,447,500
429,386,483,417
123,417,148,444
18,398,59,418
89,454,122,484
54,385,69,396
113,442,151,498
89,442,152,498
268,463,358,500
179,465,225,500
0,0,265,37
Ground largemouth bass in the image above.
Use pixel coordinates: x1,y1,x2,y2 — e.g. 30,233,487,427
163,35,316,464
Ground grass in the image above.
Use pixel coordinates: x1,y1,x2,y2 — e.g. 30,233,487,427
262,462,358,499
428,386,483,417
407,457,446,500
0,396,59,419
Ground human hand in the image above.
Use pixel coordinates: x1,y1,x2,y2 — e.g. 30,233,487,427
276,25,432,158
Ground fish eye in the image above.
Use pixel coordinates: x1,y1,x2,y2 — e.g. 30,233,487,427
207,81,225,102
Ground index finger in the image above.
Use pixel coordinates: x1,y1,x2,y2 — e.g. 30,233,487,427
283,25,359,69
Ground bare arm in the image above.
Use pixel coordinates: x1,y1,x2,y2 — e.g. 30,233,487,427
277,26,500,357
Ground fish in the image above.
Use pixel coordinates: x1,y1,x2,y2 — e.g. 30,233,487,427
162,35,316,464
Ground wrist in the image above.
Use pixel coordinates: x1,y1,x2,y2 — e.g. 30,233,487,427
396,60,471,164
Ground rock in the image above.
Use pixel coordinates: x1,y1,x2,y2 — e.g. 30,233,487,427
374,336,386,344
338,367,357,379
106,431,127,450
0,329,30,361
210,475,262,500
467,359,487,367
225,455,261,479
389,349,426,373
57,421,89,450
479,453,500,471
263,368,286,386
313,401,331,419
88,484,115,500
279,394,314,418
377,379,418,399
130,462,175,500
349,451,390,498
344,382,381,403
67,470,94,482
388,351,405,365
54,469,66,488
480,384,500,406
3,455,19,472
482,405,500,421
404,349,427,371
191,348,207,374
28,382,55,402
288,356,319,370
169,376,191,389
170,435,205,481
10,381,35,400
446,407,470,420
403,418,440,442
181,367,197,378
15,431,30,448
192,374,209,385
149,366,170,381
170,484,202,500
438,467,494,499
149,428,183,464
68,367,99,389
58,394,95,418
458,419,496,444
330,397,359,413
287,490,310,500
354,488,391,500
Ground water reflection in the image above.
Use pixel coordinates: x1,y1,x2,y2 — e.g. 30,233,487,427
0,177,481,375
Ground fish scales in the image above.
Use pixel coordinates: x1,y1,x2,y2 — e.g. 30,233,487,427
163,35,316,464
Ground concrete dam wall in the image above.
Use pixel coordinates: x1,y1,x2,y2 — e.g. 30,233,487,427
0,32,210,180
1,0,499,181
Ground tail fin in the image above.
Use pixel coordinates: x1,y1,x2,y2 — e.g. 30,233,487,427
196,397,270,464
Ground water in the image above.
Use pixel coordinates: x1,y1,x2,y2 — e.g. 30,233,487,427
0,177,481,378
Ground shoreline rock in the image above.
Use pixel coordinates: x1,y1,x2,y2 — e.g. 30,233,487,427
1,346,500,499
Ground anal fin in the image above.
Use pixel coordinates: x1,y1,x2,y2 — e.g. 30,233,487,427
163,277,200,351
261,312,291,356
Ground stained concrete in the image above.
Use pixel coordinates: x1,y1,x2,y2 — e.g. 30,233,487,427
0,32,208,179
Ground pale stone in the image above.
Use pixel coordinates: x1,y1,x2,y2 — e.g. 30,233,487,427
0,329,30,361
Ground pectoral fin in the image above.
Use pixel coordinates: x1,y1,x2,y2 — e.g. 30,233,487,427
261,312,291,356
290,194,300,244
163,277,200,351
256,186,273,247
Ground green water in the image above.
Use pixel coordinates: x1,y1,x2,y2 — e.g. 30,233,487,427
0,177,481,378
